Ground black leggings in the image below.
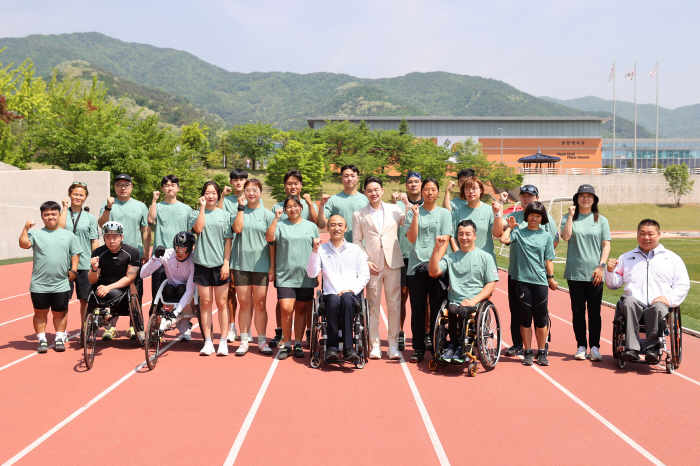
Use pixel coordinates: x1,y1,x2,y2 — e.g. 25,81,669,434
516,281,549,329
407,274,448,351
446,304,476,345
507,275,522,346
567,280,603,349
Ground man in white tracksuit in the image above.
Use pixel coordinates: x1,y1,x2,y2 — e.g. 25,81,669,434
605,219,690,363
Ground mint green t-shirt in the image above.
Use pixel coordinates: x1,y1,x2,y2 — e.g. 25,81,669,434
231,206,275,273
188,208,233,268
438,248,499,306
99,198,149,255
274,218,319,288
28,228,83,293
323,192,369,242
271,200,318,222
405,206,453,276
509,226,556,286
561,213,611,281
63,209,98,270
152,201,193,250
505,211,559,276
222,195,265,243
451,202,497,265
450,197,468,212
396,200,418,259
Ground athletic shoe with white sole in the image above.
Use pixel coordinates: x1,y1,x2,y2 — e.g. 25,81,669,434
37,340,48,353
54,339,66,352
574,346,588,360
387,346,400,360
126,327,137,340
369,346,382,359
102,328,119,340
217,340,228,356
522,349,534,366
200,341,215,356
227,323,237,342
259,342,273,355
536,349,549,366
590,346,602,362
181,327,192,341
235,341,249,356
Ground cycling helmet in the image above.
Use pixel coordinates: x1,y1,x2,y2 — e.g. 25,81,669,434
102,221,124,236
173,231,196,254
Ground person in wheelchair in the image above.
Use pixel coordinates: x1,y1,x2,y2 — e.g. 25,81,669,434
140,231,196,339
88,221,142,340
605,219,690,363
428,219,499,364
307,214,370,362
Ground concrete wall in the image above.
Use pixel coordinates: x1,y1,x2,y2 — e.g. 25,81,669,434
0,169,110,260
521,174,700,204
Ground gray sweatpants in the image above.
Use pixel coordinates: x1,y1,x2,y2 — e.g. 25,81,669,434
621,298,669,352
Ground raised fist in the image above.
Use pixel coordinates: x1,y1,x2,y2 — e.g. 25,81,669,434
568,205,576,217
107,196,115,208
222,186,232,196
491,200,503,213
275,209,283,219
507,216,517,229
607,258,618,272
62,198,70,209
446,180,456,191
237,195,246,206
302,193,312,203
154,246,166,258
435,236,447,248
411,203,420,216
198,196,206,208
321,194,331,206
24,220,35,230
399,193,408,205
90,256,100,270
499,192,509,204
391,192,399,203
312,237,321,253
152,191,161,202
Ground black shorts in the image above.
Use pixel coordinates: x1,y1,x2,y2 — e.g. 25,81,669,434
276,286,314,302
400,258,409,287
69,270,91,300
193,263,230,287
232,270,269,287
30,291,71,312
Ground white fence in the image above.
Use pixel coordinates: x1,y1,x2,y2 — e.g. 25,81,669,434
517,167,699,175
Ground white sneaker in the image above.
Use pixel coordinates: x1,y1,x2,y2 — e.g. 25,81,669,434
387,346,400,360
217,340,229,356
574,346,588,360
200,341,215,356
227,323,238,342
181,327,192,341
159,318,173,332
236,341,249,356
247,333,253,343
590,346,602,362
369,346,382,359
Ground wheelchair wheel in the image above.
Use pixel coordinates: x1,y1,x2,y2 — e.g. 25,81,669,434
617,358,626,369
309,300,322,369
129,294,145,347
145,314,161,371
357,297,370,368
83,312,99,370
431,310,447,371
670,307,682,369
467,361,478,377
476,301,501,371
612,320,624,361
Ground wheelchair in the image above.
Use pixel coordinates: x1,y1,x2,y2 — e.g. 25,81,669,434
612,297,682,374
429,299,502,376
145,280,206,370
309,290,370,369
82,285,145,370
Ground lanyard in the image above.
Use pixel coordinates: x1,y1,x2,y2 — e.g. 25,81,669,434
69,209,83,235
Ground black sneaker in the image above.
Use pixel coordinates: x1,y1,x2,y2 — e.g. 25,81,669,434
409,350,424,363
398,331,405,351
277,346,291,360
326,348,338,361
425,334,434,353
345,348,359,362
293,343,304,358
645,348,659,364
622,349,640,362
37,340,48,354
536,349,549,366
54,339,66,352
522,349,534,366
505,343,523,357
269,328,282,349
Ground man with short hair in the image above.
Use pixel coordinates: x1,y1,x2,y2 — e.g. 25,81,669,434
605,219,690,363
353,177,406,360
318,164,369,242
307,215,370,362
442,168,475,212
500,184,559,357
19,201,82,353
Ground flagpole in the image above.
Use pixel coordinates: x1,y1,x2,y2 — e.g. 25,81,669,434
613,60,616,169
655,59,659,170
633,59,637,172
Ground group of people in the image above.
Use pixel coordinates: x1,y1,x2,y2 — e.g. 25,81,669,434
20,164,690,369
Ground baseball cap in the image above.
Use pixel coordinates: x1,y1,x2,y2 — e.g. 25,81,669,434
520,185,539,196
114,174,132,183
573,184,599,204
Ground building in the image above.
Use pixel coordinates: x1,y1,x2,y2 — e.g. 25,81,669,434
307,116,607,172
602,138,700,170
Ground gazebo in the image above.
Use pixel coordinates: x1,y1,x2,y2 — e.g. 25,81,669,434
517,147,561,172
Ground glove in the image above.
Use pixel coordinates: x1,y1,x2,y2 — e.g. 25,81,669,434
154,246,166,258
172,305,181,317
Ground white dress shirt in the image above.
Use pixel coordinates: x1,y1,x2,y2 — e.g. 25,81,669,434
604,244,690,307
369,202,384,232
307,239,370,296
140,248,195,312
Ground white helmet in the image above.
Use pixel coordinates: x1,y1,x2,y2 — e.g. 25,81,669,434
102,221,124,236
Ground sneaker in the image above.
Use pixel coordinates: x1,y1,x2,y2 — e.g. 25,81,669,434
269,328,283,349
126,327,137,340
452,348,465,365
590,346,603,362
398,331,405,351
574,346,587,360
621,349,640,362
440,345,455,363
409,350,424,363
293,343,304,358
259,342,273,355
54,339,66,352
536,349,549,366
326,348,339,361
425,334,434,353
102,328,118,340
522,349,534,366
37,340,48,353
369,346,382,359
388,346,400,360
278,346,291,360
227,323,237,342
645,348,659,364
200,341,215,356
235,341,249,356
247,333,254,343
182,326,192,341
217,340,228,356
345,348,359,362
505,343,523,357
159,318,173,332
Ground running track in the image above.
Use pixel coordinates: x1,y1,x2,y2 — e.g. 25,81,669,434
1,250,699,465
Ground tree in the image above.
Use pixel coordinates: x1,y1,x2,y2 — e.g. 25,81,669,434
488,162,524,192
265,136,325,202
221,122,277,168
180,122,209,152
397,138,451,182
452,138,491,178
399,118,410,136
314,120,372,176
664,164,695,206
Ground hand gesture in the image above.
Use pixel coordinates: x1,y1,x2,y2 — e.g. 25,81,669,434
107,196,115,208
567,205,576,217
507,216,517,229
399,193,408,205
548,277,559,291
152,191,160,202
651,296,670,306
154,246,166,258
499,192,509,204
62,197,70,209
491,200,503,214
96,284,110,297
368,261,379,276
222,186,232,196
312,237,321,253
198,196,206,208
607,258,618,272
237,195,246,206
90,256,99,270
446,180,456,191
24,220,35,230
391,192,399,203
275,209,283,220
320,194,331,206
591,267,604,286
435,236,447,249
302,193,312,204
141,253,149,265
410,202,420,216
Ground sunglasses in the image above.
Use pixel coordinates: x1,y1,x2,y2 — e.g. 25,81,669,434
520,186,538,195
71,182,87,187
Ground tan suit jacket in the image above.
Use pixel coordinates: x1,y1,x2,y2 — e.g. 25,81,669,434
352,203,406,271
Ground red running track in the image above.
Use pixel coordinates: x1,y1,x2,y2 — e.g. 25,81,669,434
1,248,699,465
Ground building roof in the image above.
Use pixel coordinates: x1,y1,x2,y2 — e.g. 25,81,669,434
518,150,561,163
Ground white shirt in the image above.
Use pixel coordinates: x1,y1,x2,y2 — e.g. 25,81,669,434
604,244,690,307
307,240,370,296
140,248,195,312
369,202,384,232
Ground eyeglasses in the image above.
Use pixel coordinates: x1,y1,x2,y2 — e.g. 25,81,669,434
244,189,261,194
71,182,87,187
115,183,132,188
464,188,480,193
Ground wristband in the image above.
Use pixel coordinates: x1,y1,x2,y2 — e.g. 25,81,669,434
494,212,502,218
237,205,245,212
91,266,98,272
69,269,78,275
547,274,554,279
104,207,111,211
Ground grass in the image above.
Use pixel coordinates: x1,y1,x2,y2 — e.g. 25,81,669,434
0,256,32,266
493,237,700,331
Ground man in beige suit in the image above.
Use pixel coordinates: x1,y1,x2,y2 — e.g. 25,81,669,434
353,176,406,360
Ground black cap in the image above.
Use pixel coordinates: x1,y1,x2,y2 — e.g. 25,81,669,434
519,184,539,196
114,174,132,183
573,184,599,204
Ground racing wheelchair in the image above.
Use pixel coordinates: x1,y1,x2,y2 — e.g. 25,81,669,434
309,290,370,369
82,284,145,370
612,297,682,374
145,280,207,370
429,299,502,376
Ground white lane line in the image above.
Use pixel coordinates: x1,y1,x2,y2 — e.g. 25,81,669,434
0,292,30,302
2,303,199,466
223,357,279,466
379,306,451,466
0,300,79,327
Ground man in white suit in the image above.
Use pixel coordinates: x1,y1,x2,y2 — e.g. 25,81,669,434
353,177,407,360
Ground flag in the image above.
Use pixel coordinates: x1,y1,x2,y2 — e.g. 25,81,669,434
625,65,635,81
650,63,658,78
608,63,615,82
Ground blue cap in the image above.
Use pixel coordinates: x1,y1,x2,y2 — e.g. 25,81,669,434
406,171,422,182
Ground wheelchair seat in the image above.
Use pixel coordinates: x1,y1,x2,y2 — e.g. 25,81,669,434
89,287,129,308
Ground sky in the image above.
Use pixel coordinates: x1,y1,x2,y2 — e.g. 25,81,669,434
1,0,697,108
